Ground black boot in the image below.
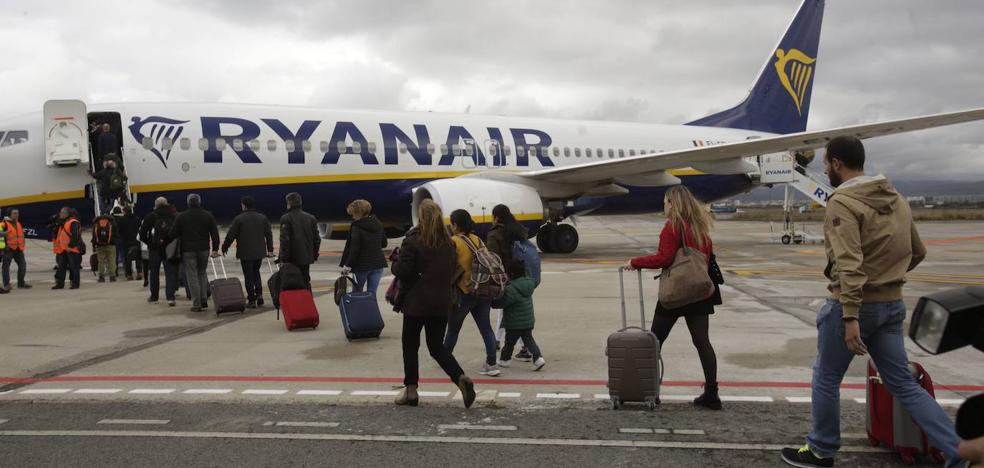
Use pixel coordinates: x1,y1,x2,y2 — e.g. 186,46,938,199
693,383,722,410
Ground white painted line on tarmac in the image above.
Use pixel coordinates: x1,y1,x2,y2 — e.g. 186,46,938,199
98,419,170,425
267,421,340,428
73,389,122,394
786,397,812,403
497,392,521,398
659,395,698,401
129,389,176,394
619,428,653,434
652,429,671,434
242,390,289,395
0,391,13,395
0,419,7,425
937,398,965,406
20,389,72,394
296,390,343,396
183,389,233,395
418,391,451,397
720,396,773,403
673,429,706,436
841,432,867,440
594,394,611,400
0,430,895,453
536,393,580,399
438,425,518,432
350,390,400,396
853,398,867,404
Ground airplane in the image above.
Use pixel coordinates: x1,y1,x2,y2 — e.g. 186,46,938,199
1,0,983,254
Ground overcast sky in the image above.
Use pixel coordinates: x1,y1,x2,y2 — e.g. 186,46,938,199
2,0,983,180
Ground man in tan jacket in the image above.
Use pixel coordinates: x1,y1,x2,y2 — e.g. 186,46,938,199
782,136,965,468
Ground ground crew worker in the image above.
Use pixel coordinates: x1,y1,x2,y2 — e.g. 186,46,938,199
2,208,30,292
0,214,7,294
52,207,83,290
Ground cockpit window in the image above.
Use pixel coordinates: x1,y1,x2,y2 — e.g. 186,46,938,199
0,130,28,147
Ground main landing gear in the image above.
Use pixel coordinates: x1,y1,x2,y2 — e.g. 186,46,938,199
536,223,579,254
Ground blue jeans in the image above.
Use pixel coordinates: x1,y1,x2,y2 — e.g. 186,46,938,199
353,268,384,295
444,293,497,366
806,300,963,467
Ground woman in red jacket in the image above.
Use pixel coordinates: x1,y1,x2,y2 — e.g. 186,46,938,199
625,185,723,410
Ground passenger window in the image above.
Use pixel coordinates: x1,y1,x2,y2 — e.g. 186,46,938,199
142,137,153,150
303,140,312,152
488,145,498,157
504,145,512,156
465,144,474,157
367,142,377,153
629,149,636,156
352,142,362,153
529,147,537,158
553,147,560,157
320,141,329,152
216,138,227,151
452,145,462,157
440,144,448,155
337,142,346,153
232,138,244,151
285,140,296,152
399,143,408,154
517,145,525,156
618,149,625,158
564,147,571,157
426,143,435,154
585,148,592,158
574,147,581,157
597,148,603,158
162,137,174,150
180,137,191,150
198,138,208,151
268,140,277,151
249,140,260,151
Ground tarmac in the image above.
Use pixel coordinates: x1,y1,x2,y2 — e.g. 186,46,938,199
1,215,982,466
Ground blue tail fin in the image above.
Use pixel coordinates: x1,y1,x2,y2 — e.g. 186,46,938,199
686,0,824,135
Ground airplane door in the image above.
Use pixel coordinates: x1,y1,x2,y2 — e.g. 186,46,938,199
43,100,90,167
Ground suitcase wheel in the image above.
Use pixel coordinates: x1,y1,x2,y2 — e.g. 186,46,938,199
867,435,879,447
899,449,915,466
610,398,620,411
645,397,658,411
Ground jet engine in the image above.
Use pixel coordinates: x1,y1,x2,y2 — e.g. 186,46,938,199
411,178,546,229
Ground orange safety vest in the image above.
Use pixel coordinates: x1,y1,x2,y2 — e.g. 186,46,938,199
53,218,80,254
3,220,25,251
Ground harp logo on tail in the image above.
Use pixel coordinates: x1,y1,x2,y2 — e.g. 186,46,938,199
128,116,189,168
774,48,816,116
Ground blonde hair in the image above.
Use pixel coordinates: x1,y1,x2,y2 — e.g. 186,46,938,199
417,199,451,249
346,199,372,218
664,185,713,248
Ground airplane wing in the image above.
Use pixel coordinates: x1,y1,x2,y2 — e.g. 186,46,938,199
518,108,984,184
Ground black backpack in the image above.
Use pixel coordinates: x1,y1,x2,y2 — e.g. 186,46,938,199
109,169,127,193
154,215,173,248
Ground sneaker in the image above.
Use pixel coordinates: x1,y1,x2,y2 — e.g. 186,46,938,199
480,363,501,377
515,349,533,362
147,297,159,303
69,284,80,289
497,359,511,368
256,298,265,307
780,445,834,468
0,287,8,294
191,306,202,313
51,284,65,290
167,300,176,307
247,301,257,309
98,276,105,283
532,357,546,371
18,283,31,289
109,276,117,282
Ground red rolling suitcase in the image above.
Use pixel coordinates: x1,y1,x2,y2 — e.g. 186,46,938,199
865,360,945,465
280,289,319,331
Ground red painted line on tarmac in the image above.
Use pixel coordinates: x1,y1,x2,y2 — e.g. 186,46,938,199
3,375,983,391
925,235,984,246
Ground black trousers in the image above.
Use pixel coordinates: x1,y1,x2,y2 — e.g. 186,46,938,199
240,259,263,301
122,244,143,277
2,249,27,287
54,252,81,287
402,315,465,387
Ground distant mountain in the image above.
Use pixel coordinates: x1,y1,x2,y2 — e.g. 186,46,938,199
726,180,984,203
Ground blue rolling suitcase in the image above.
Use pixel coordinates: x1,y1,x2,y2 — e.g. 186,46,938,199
336,275,385,341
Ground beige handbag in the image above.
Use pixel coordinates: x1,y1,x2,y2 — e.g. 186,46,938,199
657,225,715,310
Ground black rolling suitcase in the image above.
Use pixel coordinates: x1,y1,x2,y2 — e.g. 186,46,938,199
606,267,663,410
209,257,246,315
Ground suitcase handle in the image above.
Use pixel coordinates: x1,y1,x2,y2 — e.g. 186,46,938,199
618,267,646,329
209,256,229,279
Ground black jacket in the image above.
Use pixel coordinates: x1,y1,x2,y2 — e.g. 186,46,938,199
115,214,141,247
339,216,388,271
278,208,320,266
486,221,529,265
92,168,115,194
98,132,117,158
139,206,175,251
391,228,458,319
169,207,220,253
222,210,274,261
